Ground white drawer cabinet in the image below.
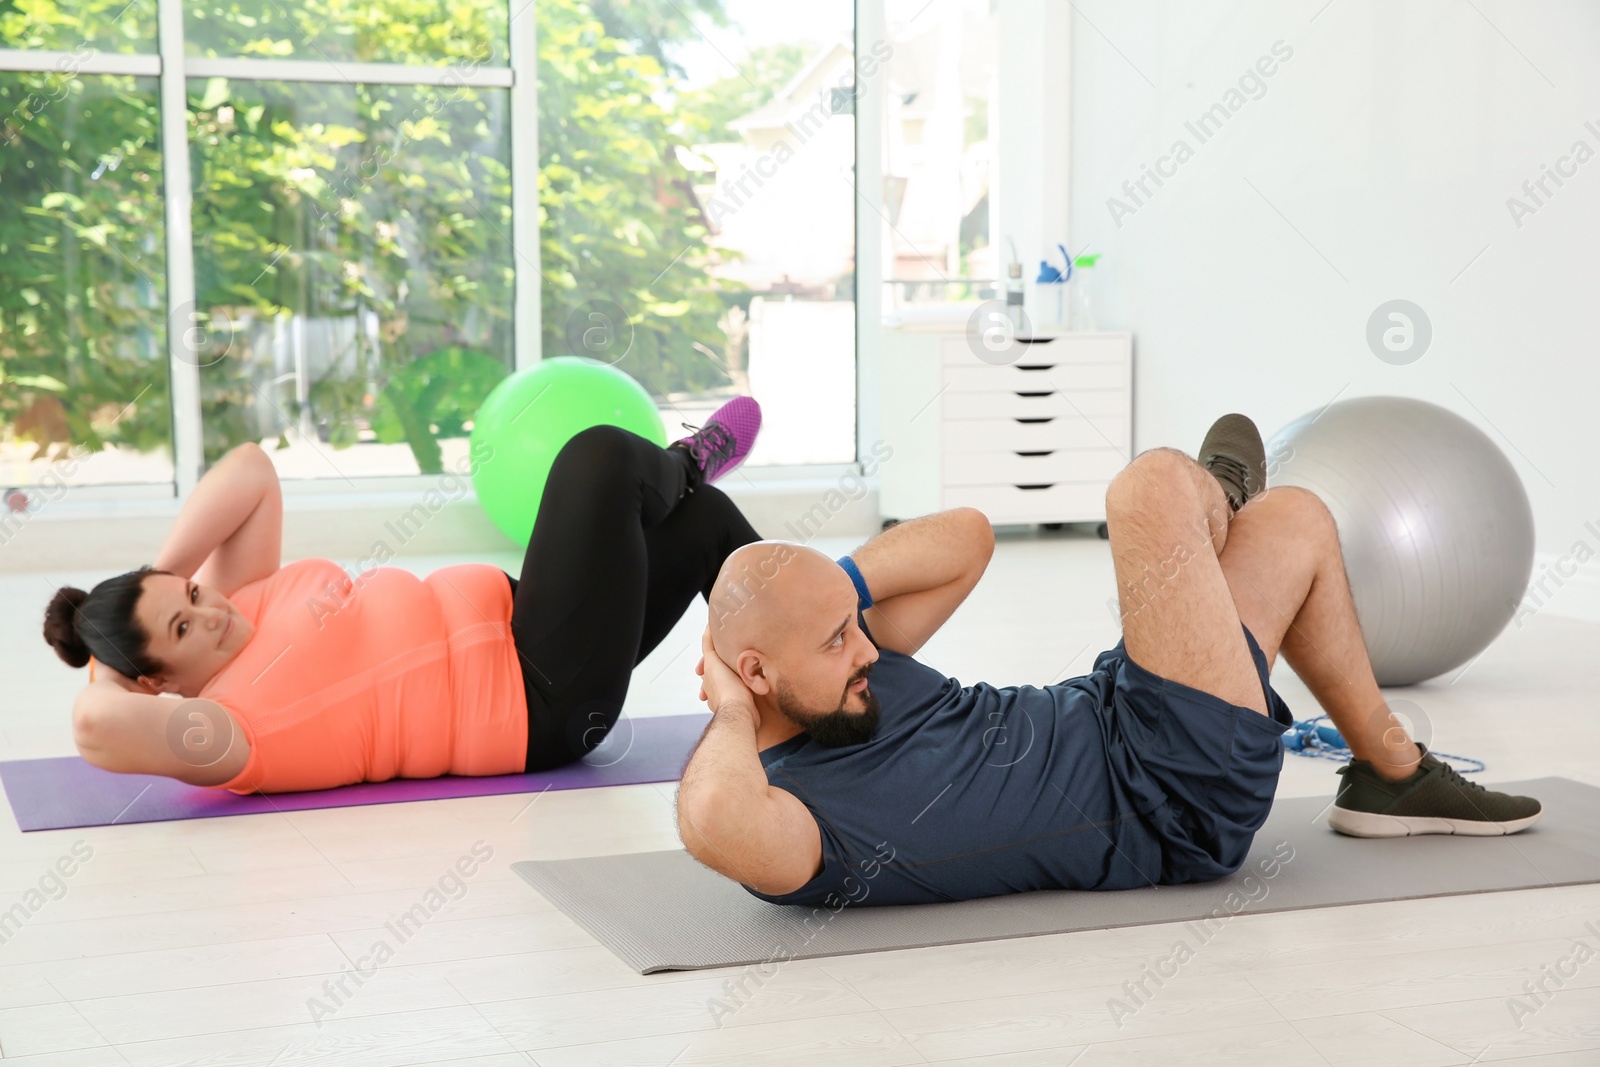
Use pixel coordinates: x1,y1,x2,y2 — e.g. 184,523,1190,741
878,328,1133,529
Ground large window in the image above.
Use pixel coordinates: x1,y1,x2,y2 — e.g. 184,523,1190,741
0,0,856,500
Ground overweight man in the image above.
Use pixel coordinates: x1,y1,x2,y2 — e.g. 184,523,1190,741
675,415,1542,908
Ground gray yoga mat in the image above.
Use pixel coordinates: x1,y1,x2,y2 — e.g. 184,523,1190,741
512,776,1600,974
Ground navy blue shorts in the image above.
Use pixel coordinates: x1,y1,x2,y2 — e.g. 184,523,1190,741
1092,624,1294,885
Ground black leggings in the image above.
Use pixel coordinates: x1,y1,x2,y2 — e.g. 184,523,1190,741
506,424,760,772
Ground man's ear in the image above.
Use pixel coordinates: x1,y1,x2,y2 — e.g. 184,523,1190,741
737,650,772,696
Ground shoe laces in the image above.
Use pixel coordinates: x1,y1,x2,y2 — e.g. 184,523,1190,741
1431,756,1488,794
680,419,735,468
1206,453,1253,503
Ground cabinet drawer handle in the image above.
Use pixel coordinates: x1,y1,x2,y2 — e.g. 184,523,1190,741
1014,390,1056,398
1016,363,1056,372
1015,450,1055,457
1015,417,1055,424
1017,336,1057,345
1015,483,1055,491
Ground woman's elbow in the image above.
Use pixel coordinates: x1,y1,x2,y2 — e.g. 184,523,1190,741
223,441,265,468
70,704,104,761
230,441,279,483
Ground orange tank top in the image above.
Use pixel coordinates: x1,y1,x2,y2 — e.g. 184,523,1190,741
199,558,529,794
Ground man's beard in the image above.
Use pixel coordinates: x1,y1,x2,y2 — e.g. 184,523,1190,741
775,665,881,747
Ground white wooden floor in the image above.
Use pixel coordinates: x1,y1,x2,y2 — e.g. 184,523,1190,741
3,531,1598,1066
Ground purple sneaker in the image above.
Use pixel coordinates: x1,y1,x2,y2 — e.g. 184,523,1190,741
673,396,762,485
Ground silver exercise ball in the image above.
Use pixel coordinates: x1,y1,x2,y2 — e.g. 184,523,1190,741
1266,396,1535,687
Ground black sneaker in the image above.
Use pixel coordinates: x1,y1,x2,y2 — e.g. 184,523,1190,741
1198,414,1268,512
1329,742,1543,837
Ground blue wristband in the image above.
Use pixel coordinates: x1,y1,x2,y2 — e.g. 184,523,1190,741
836,555,874,610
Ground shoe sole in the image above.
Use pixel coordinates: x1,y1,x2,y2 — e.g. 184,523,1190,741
1328,806,1543,837
706,456,748,484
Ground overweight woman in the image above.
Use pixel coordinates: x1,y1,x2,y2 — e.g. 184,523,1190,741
41,398,763,793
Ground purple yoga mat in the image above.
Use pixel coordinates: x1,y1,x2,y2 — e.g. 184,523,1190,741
0,712,711,832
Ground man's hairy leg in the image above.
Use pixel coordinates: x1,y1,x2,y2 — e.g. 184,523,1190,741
1219,486,1422,780
1107,447,1267,715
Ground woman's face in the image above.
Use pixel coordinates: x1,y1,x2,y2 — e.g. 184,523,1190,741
130,575,255,696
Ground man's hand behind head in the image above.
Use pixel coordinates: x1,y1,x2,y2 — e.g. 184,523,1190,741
699,624,761,731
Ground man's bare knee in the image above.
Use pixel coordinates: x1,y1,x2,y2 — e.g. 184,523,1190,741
1106,448,1197,519
1108,449,1237,560
1278,484,1334,526
1248,485,1337,544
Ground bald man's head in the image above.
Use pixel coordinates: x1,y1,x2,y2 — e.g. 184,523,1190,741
708,542,848,658
706,540,881,747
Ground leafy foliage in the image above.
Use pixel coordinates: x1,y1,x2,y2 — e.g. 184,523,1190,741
0,73,168,459
0,0,155,54
369,345,507,472
587,0,727,78
185,0,505,65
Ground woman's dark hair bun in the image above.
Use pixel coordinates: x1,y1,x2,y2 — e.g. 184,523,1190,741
43,586,93,669
41,566,170,678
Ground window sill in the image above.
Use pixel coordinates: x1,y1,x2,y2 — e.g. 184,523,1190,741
0,467,881,573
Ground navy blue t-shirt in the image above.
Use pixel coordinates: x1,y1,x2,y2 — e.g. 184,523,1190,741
746,611,1177,908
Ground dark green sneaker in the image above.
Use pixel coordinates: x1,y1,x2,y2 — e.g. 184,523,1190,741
1329,742,1543,837
1197,414,1267,512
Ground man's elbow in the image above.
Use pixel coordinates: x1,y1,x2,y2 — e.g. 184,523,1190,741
676,789,789,895
675,786,723,856
676,790,750,883
953,506,995,574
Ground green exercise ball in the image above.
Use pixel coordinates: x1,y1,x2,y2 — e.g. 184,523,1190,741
469,357,666,546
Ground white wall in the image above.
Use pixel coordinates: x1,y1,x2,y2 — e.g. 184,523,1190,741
1066,0,1600,621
